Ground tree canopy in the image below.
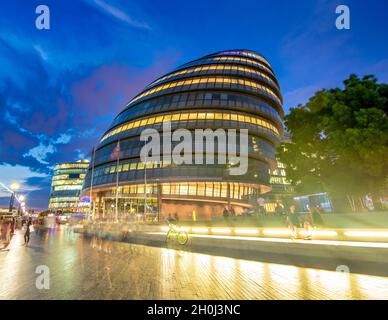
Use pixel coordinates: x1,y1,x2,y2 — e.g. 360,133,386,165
277,75,388,211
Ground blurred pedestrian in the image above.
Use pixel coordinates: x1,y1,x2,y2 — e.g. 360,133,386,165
223,207,230,218
303,208,314,240
24,219,32,245
286,205,299,239
312,206,325,227
275,202,285,216
5,221,11,244
242,207,249,217
11,218,15,234
0,219,6,242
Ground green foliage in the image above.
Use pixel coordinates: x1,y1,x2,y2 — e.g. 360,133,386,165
278,75,388,202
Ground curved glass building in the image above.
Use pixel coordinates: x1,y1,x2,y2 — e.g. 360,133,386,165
83,50,284,220
49,160,90,213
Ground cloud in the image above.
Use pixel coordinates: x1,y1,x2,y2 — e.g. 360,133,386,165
75,149,86,160
0,15,178,208
33,45,48,61
4,110,18,126
23,131,75,164
84,0,150,30
0,163,48,198
53,133,72,144
23,143,56,165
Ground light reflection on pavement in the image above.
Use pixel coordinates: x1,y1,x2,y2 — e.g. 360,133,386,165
0,226,388,300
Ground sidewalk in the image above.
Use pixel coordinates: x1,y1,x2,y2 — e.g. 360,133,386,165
0,229,27,251
77,224,388,277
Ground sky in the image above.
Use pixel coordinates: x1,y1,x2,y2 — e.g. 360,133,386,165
0,0,387,210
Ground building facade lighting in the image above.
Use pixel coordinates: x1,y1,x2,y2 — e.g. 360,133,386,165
82,50,284,220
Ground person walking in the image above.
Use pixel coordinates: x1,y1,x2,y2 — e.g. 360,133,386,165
5,221,11,244
0,220,5,248
24,219,32,245
286,205,299,239
303,208,315,240
303,206,325,240
0,219,4,242
223,207,230,219
275,202,285,216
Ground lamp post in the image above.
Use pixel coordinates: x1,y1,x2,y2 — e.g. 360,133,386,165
9,182,20,214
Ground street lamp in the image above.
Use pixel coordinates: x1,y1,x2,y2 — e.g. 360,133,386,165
9,182,20,213
11,182,20,191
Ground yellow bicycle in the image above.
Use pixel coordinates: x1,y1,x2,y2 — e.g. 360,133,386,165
166,223,189,245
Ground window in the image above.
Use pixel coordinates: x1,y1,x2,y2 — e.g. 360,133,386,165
205,183,213,197
172,114,180,121
101,110,280,142
188,184,197,196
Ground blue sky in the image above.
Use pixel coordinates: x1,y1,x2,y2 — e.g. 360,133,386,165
0,0,387,209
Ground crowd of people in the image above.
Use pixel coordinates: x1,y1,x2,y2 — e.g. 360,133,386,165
221,202,326,240
286,204,325,240
0,216,34,249
0,216,14,248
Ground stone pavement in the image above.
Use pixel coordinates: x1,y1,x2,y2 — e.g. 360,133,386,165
0,227,388,299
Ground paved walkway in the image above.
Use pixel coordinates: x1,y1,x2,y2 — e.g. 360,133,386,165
0,227,388,299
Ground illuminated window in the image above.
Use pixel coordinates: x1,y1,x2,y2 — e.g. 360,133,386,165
54,185,82,191
171,184,178,195
213,184,221,197
188,184,197,196
205,183,213,197
197,183,205,196
129,75,280,106
101,111,280,142
220,183,228,198
180,184,188,195
162,185,170,194
231,114,238,121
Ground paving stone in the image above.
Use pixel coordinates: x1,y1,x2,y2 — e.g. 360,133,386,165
0,227,387,299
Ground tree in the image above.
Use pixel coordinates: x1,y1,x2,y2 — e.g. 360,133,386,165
278,75,388,212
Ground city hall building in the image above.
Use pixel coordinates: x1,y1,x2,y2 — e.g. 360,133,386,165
82,50,284,220
49,160,90,213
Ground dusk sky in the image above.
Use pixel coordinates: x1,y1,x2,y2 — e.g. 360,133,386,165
0,0,387,209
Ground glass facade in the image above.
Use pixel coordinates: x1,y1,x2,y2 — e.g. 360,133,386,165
83,49,285,220
49,160,90,213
